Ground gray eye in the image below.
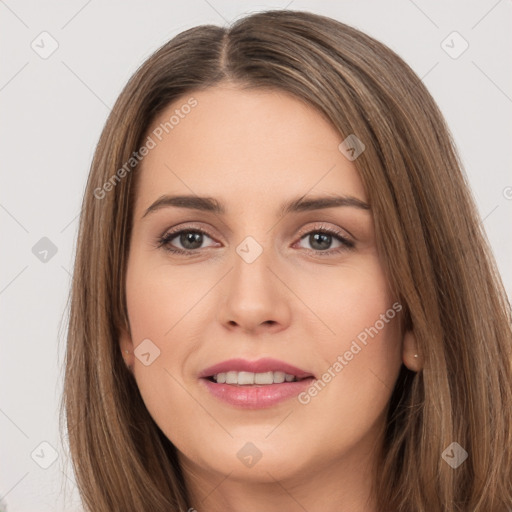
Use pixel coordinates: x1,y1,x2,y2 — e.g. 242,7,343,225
298,232,344,251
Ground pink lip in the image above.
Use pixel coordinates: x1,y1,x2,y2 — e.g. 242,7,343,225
200,378,315,409
198,358,315,409
199,357,314,380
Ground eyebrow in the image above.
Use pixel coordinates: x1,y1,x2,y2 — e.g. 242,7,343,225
142,193,370,219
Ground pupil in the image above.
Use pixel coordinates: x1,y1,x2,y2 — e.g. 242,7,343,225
181,231,202,250
310,233,331,250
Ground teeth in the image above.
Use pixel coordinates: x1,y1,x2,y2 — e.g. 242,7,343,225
238,371,255,385
225,371,238,384
273,371,285,383
255,371,273,384
212,371,298,385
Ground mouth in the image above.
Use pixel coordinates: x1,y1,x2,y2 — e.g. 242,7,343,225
199,358,315,409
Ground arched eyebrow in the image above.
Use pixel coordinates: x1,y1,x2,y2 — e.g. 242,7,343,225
278,194,370,215
142,193,370,219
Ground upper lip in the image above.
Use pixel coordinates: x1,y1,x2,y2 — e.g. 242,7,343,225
199,358,315,380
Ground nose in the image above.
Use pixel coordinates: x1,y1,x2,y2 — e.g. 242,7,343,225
216,243,292,335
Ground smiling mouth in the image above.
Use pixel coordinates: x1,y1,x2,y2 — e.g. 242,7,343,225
206,371,312,386
200,362,316,409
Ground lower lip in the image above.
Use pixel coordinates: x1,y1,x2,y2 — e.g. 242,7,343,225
200,377,315,409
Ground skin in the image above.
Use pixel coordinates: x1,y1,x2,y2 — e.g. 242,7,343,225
120,84,420,512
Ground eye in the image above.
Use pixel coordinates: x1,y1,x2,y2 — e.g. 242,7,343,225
157,227,218,254
295,225,354,255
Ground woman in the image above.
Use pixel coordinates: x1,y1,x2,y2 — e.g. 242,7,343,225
63,9,512,511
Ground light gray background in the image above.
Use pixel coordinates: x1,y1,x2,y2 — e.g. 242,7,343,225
1,1,511,510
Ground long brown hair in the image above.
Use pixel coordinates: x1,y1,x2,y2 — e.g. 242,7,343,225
62,9,512,511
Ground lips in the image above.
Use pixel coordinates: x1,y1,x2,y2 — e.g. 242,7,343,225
199,358,316,409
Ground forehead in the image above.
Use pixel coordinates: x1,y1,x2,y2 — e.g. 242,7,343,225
135,85,367,214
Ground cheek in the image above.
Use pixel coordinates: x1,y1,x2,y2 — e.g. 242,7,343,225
123,261,201,437
124,255,206,344
296,255,399,349
305,321,402,457
293,258,403,432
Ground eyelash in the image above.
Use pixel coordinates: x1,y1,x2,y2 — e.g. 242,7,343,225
156,224,355,257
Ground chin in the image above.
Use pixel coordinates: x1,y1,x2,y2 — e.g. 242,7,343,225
183,435,314,484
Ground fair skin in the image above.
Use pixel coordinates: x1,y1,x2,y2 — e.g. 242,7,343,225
120,84,420,512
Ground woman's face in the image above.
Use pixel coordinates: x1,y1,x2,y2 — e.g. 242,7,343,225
121,85,405,492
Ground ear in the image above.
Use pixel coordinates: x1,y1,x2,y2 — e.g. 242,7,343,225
119,323,135,371
402,329,422,372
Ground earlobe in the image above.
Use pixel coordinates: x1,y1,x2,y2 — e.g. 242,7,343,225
402,330,422,372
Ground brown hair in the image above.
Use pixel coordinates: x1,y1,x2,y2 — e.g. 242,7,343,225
62,9,512,511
